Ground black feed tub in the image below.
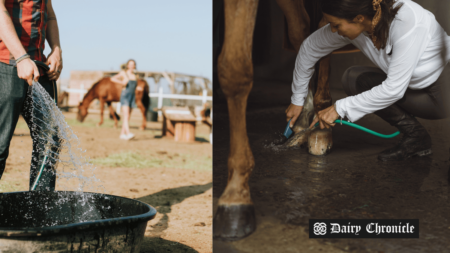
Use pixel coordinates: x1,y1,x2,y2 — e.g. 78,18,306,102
0,191,157,252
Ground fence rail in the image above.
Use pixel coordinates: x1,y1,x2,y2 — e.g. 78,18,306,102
61,87,212,116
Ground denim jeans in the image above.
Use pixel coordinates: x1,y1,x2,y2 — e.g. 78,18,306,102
0,61,58,191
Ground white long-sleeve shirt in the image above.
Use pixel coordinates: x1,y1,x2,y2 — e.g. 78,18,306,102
291,0,450,122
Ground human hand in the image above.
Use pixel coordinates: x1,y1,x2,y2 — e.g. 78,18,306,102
46,47,62,80
285,103,303,128
309,104,340,129
17,58,40,86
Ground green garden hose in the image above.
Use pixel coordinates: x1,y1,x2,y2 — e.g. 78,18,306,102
30,61,57,191
314,120,400,139
31,155,48,191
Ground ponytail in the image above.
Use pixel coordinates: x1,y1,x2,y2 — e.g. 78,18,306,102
372,0,403,49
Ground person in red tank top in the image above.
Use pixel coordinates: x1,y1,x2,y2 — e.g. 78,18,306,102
0,0,62,191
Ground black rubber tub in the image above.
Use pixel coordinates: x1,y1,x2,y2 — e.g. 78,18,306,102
0,191,157,252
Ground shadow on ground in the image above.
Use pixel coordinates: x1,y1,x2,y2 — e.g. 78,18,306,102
138,182,212,234
140,237,198,253
195,137,210,143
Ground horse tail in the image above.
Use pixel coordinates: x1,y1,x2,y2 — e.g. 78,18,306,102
114,111,121,121
141,80,150,111
107,101,121,121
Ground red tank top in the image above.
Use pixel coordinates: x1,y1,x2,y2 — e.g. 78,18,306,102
0,0,48,65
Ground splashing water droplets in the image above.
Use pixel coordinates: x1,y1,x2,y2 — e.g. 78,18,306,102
30,81,103,193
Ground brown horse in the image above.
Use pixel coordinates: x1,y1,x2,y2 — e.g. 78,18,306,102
214,0,360,241
77,77,150,130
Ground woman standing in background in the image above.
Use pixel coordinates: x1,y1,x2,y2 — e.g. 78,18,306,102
111,59,138,140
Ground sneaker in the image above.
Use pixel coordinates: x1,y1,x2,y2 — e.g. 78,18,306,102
120,134,128,140
127,133,135,140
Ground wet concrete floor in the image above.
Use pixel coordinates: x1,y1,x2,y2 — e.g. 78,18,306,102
213,81,450,252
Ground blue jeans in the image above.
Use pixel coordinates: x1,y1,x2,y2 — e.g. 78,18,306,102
0,61,58,191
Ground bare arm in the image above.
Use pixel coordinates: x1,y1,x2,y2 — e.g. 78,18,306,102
111,71,128,86
0,0,39,85
46,0,62,80
0,2,25,58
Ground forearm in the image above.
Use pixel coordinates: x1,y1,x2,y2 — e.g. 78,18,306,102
335,80,401,122
119,80,128,86
111,76,127,86
0,6,27,59
46,0,61,53
291,25,350,106
46,19,61,52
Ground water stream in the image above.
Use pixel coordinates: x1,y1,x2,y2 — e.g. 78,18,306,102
29,81,102,193
6,81,109,226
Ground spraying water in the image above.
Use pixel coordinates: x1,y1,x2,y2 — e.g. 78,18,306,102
29,81,102,192
10,81,108,226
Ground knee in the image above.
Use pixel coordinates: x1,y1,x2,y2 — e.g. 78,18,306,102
341,66,360,96
217,53,253,98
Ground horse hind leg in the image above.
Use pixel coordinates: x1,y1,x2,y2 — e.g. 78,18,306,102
135,97,147,131
285,53,334,155
213,0,258,241
309,55,333,156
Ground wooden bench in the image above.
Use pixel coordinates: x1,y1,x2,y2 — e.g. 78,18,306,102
162,107,197,142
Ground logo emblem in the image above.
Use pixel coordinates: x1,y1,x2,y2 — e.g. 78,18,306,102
313,222,327,235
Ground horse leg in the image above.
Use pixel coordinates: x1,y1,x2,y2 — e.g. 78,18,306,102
285,13,333,154
309,55,333,156
97,98,105,127
136,98,147,131
213,0,258,241
274,0,313,148
275,0,310,52
284,88,314,148
107,102,118,129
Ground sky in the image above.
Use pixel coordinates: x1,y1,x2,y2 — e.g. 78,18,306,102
44,0,212,82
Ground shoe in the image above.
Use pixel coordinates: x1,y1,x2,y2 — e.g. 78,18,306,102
126,133,135,140
120,134,128,140
374,104,432,161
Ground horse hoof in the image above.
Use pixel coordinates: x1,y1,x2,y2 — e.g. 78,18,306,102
284,128,311,148
96,123,102,127
213,204,256,241
139,126,145,131
308,128,333,156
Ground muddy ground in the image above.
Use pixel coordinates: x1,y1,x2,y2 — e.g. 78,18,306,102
213,80,450,253
1,110,212,253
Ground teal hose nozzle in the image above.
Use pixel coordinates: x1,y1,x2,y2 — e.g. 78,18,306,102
284,119,293,138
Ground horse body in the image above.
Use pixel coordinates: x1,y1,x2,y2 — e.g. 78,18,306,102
77,77,150,130
214,0,360,241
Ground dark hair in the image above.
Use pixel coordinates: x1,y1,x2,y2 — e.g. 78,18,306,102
321,0,403,49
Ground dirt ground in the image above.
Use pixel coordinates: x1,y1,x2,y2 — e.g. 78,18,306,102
1,110,212,253
213,80,450,253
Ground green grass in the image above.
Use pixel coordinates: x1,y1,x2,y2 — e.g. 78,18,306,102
195,133,211,143
0,180,20,193
92,152,211,171
15,121,28,130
